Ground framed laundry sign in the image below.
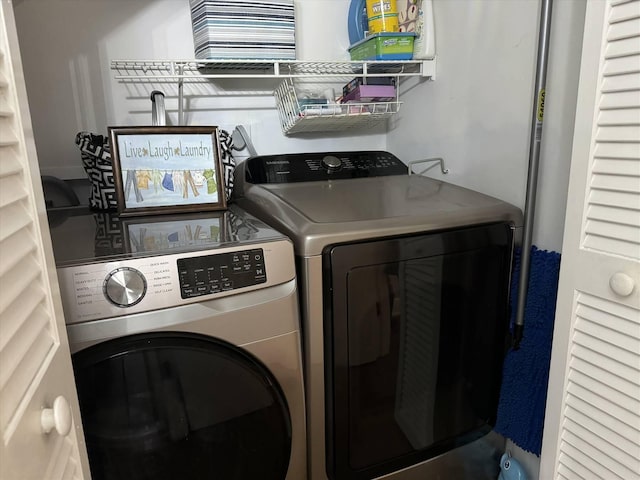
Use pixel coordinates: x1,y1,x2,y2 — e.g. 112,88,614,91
109,126,226,216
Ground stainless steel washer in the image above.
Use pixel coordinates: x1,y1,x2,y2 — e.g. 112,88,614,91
233,151,523,480
48,205,306,480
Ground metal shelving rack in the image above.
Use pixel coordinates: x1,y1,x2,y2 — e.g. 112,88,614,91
111,59,436,133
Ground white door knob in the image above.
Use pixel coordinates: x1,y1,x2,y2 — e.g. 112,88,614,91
41,396,72,436
609,272,635,297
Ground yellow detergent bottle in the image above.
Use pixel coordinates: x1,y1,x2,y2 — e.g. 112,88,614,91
366,0,399,34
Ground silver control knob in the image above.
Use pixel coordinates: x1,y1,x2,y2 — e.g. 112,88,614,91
321,155,342,172
103,267,147,307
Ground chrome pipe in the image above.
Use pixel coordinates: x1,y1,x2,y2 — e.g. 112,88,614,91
150,90,166,126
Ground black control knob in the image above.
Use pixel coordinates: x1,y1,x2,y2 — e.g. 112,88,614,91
103,267,147,307
321,155,342,173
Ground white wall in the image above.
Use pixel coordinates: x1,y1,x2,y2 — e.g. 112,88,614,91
389,0,537,209
532,0,586,251
389,0,585,252
13,0,585,251
13,0,386,179
14,0,584,251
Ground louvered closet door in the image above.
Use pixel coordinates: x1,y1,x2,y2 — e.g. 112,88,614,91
0,2,89,479
539,0,640,479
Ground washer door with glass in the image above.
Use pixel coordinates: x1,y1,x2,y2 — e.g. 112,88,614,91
72,332,292,480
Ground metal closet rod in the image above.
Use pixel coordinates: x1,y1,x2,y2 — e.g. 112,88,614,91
151,80,257,157
513,0,553,350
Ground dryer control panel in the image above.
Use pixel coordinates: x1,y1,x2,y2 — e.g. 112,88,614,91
242,150,408,184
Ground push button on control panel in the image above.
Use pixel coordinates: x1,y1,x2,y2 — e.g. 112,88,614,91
177,248,266,299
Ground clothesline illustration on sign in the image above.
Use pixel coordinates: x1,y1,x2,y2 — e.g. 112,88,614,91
122,169,218,203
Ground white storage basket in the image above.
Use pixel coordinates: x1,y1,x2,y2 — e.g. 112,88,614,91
274,77,402,135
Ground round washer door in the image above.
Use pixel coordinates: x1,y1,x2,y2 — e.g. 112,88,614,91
72,332,292,480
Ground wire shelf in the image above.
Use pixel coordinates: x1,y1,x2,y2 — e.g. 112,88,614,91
274,77,401,135
282,105,401,134
111,59,435,80
111,58,435,133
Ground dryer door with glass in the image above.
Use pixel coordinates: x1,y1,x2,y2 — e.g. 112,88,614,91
72,332,292,480
323,222,514,480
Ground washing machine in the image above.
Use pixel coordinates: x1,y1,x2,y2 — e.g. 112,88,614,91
48,205,306,480
233,151,523,480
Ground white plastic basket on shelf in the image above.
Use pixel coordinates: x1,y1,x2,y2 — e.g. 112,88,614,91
274,77,402,135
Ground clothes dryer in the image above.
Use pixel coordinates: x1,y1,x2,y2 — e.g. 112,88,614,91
48,205,306,480
233,151,523,480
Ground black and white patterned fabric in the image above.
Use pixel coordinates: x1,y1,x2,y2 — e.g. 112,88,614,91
93,212,124,257
219,129,235,201
75,132,117,211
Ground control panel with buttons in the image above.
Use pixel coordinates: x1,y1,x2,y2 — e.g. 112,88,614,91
57,240,294,324
243,151,408,184
177,248,266,299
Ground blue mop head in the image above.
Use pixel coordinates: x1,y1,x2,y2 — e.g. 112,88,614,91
494,246,561,456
